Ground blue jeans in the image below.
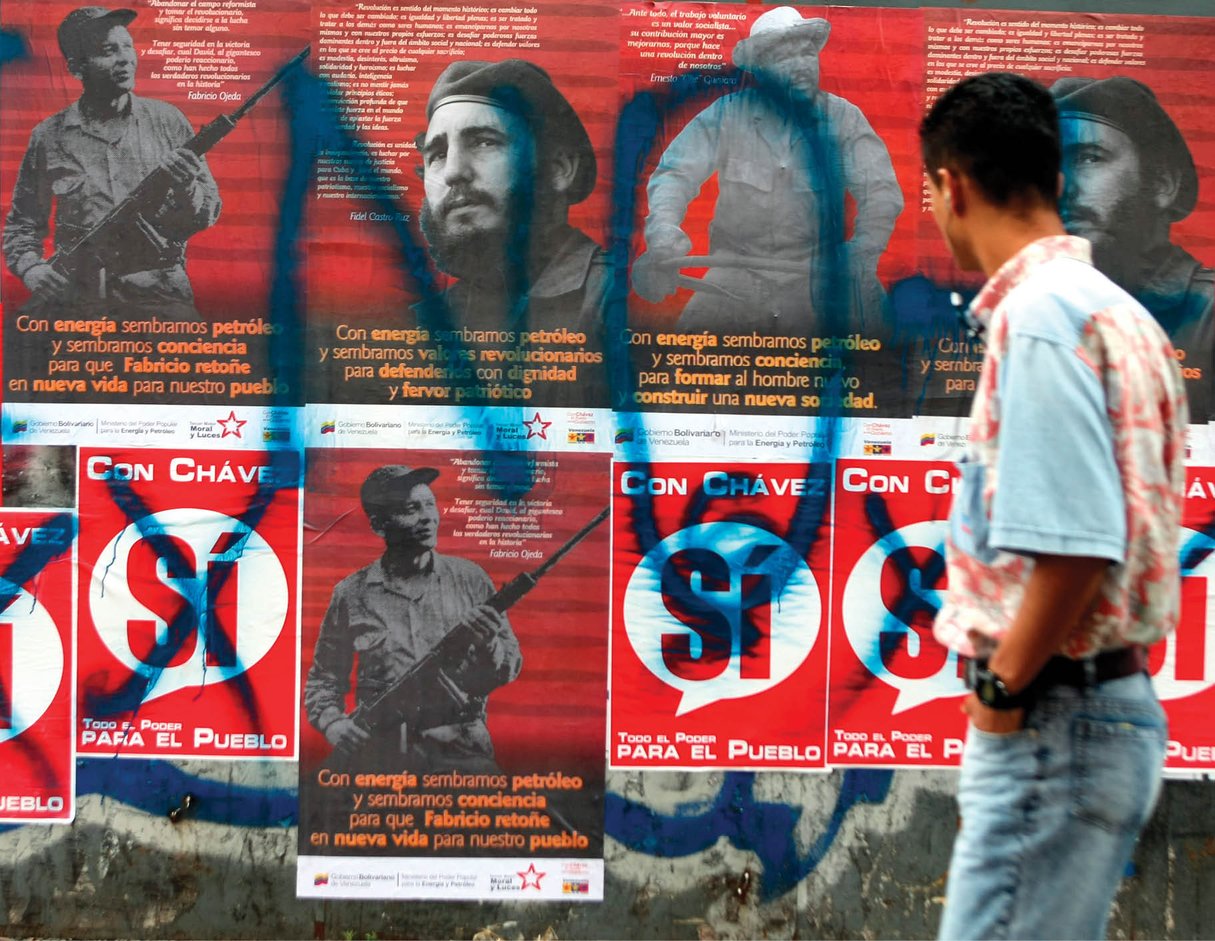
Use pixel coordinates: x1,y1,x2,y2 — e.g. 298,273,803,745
938,671,1166,941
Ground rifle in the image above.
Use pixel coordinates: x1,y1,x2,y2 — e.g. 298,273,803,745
46,46,310,294
349,506,610,736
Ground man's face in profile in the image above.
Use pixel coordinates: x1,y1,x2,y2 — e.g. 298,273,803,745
374,483,440,554
74,24,137,97
420,100,536,280
1059,116,1160,273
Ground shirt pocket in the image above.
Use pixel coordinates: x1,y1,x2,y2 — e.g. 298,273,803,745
951,457,998,564
47,160,96,235
50,172,85,199
720,152,776,195
351,626,392,692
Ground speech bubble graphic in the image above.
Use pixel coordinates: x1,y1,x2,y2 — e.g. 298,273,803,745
623,521,820,716
1151,526,1215,702
0,581,63,744
841,520,966,714
89,508,288,703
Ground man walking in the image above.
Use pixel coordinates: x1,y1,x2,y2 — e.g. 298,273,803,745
921,72,1186,940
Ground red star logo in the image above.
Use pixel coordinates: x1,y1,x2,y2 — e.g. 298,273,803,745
217,410,247,438
517,863,545,890
523,412,552,440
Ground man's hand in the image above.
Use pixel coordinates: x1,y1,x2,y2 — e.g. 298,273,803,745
324,715,370,752
632,252,683,303
21,262,67,298
848,247,880,281
161,148,205,190
962,693,1025,735
632,224,692,303
442,604,520,698
459,604,507,644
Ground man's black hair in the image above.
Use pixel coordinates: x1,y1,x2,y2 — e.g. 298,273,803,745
920,72,1060,208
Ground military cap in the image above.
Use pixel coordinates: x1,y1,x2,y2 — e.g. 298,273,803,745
733,7,830,72
58,6,137,63
1051,76,1198,220
360,465,440,518
425,59,596,204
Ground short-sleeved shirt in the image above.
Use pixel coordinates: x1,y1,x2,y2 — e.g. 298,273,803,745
934,236,1188,659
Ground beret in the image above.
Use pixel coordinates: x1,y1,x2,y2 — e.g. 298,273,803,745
360,465,440,517
426,59,596,204
1051,76,1197,220
59,6,136,62
734,7,830,72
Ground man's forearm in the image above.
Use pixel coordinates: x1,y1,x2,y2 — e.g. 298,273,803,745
987,553,1110,692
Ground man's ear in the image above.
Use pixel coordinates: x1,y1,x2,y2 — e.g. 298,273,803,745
936,166,966,216
1150,166,1182,213
545,148,579,197
66,58,83,81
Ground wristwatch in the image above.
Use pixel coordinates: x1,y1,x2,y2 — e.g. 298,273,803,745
965,658,1027,710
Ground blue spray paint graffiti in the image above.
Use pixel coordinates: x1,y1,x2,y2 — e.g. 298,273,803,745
0,20,920,850
0,18,1206,919
605,768,894,901
0,756,893,906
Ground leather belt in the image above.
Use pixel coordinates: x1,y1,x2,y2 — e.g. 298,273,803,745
1033,645,1149,689
963,646,1149,694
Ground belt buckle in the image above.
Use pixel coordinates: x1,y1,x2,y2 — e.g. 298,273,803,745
1082,657,1098,686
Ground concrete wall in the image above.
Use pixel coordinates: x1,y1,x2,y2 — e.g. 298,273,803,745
2,1,1213,937
1,763,1211,939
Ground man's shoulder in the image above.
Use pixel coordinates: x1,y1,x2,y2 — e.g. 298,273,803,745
329,560,379,596
691,88,753,120
529,225,606,301
1133,240,1215,328
1189,258,1214,313
1186,251,1215,295
433,552,491,582
1004,256,1139,340
131,94,192,127
819,90,863,115
550,225,605,274
28,103,77,142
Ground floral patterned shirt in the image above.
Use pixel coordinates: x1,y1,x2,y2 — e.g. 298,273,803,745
934,236,1188,658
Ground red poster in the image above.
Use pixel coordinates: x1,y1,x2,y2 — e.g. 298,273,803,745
0,508,75,823
1153,467,1215,772
618,3,924,419
305,0,618,409
298,449,609,900
828,459,967,768
611,461,830,769
76,448,300,759
0,0,310,405
919,10,1215,419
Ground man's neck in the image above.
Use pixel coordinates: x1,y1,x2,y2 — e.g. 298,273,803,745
79,89,131,121
381,547,433,579
459,219,572,291
972,204,1067,279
